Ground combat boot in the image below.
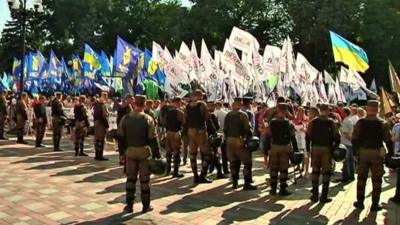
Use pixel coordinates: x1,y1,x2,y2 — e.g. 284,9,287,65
232,179,238,189
310,185,319,203
142,201,153,213
320,184,332,204
243,177,257,191
371,195,382,211
123,203,133,213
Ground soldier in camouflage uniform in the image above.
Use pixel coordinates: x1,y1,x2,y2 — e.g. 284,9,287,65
117,94,133,165
118,95,160,214
51,92,66,151
352,100,394,211
224,98,257,190
74,96,90,156
93,91,109,161
33,96,47,147
306,104,340,203
266,103,298,196
184,90,212,184
15,92,29,144
0,91,7,140
164,97,185,178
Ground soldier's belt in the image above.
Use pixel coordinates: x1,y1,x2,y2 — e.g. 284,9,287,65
271,144,290,151
311,146,331,150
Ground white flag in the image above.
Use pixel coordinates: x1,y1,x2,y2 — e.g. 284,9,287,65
263,45,281,77
221,39,250,86
178,42,197,81
200,39,219,82
152,41,169,68
295,53,319,84
279,37,296,93
335,78,346,103
229,26,260,54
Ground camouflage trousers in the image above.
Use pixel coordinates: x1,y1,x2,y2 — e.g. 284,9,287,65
52,117,64,151
94,121,107,159
188,128,212,178
356,148,384,205
0,113,5,138
165,131,182,174
125,146,151,207
35,121,46,146
16,115,26,142
226,137,252,184
311,146,332,198
269,144,290,191
74,122,87,155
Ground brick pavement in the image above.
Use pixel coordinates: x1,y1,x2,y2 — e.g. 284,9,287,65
0,135,399,225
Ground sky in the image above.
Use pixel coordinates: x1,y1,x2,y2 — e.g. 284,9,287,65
0,0,11,33
0,0,192,34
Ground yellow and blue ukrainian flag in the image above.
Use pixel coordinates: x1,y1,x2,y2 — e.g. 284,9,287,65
330,31,369,73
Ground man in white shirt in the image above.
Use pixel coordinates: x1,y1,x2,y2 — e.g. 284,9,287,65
214,102,229,174
339,107,355,182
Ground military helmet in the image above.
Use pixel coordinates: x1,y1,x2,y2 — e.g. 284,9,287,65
149,158,168,175
385,156,400,169
209,133,222,148
290,151,304,165
246,136,260,152
332,144,347,162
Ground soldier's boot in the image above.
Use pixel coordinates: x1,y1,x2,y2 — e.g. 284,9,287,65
243,175,257,191
320,182,332,203
243,162,256,190
310,182,319,203
142,200,153,214
232,174,239,190
97,140,108,161
123,199,134,213
172,155,184,178
79,140,88,156
354,178,366,210
165,154,172,175
279,170,291,196
74,143,79,156
208,152,215,174
197,155,212,183
0,129,6,139
371,178,383,211
270,182,277,195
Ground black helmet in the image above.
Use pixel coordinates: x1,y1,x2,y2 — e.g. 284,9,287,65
290,151,304,165
385,156,400,169
149,159,168,175
209,134,222,148
246,136,260,152
332,144,347,162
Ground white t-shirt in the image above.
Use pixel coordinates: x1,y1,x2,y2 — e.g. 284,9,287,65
294,123,306,150
214,108,228,132
341,116,354,146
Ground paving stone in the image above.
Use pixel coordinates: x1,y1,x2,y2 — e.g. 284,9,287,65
45,211,71,221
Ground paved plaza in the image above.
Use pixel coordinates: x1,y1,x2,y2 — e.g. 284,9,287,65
0,135,399,225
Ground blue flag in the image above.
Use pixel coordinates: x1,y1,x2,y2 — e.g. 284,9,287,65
100,51,111,77
83,44,101,80
48,50,62,84
114,36,141,78
12,57,22,77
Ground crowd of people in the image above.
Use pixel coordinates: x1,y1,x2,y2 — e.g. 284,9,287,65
0,89,399,214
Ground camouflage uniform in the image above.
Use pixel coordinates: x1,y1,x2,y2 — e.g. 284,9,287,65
74,102,89,156
164,103,184,177
15,97,28,143
51,97,66,151
306,107,340,203
185,100,212,183
352,101,393,211
93,99,109,160
33,99,47,147
0,93,7,139
118,95,159,213
224,106,256,190
266,107,298,195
